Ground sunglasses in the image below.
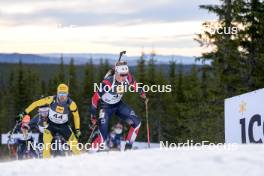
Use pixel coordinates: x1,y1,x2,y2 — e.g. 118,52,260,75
58,92,68,97
120,74,128,77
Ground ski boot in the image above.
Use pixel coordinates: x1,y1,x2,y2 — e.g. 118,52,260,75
125,143,133,150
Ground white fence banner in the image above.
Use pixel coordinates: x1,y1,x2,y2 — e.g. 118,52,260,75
225,88,264,143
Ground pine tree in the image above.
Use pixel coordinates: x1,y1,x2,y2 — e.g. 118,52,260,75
25,68,41,102
176,64,185,103
67,58,80,130
136,52,146,83
68,58,79,102
58,55,66,82
161,60,180,142
235,0,264,89
97,59,110,81
169,60,177,96
82,58,95,105
184,65,200,102
0,95,10,133
153,66,168,142
80,58,96,141
146,51,158,142
197,0,243,98
13,61,29,113
130,53,147,141
40,80,47,95
147,50,157,85
47,79,56,95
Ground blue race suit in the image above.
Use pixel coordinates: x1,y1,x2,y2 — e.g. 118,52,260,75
90,72,145,146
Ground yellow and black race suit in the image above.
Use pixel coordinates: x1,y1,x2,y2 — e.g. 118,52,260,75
24,96,80,158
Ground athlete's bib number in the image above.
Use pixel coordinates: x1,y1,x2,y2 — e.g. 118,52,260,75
48,109,68,124
102,92,123,104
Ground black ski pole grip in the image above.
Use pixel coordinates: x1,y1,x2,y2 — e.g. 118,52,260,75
118,51,126,62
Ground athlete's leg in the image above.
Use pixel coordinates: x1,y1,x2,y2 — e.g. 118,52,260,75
91,108,114,150
59,124,80,155
116,102,141,145
43,128,53,158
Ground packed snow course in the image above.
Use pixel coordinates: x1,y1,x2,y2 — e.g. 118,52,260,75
0,144,263,176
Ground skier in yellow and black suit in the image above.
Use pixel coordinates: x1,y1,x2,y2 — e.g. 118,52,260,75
18,83,81,158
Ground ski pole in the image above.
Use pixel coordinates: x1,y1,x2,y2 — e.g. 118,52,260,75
87,124,98,144
145,100,150,148
7,121,19,157
118,51,126,62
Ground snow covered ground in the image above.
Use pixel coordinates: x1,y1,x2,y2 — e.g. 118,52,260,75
0,144,264,176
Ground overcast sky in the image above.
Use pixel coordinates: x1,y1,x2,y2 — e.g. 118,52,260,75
0,0,218,56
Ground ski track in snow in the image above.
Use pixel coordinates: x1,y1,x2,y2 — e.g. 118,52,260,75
0,144,264,176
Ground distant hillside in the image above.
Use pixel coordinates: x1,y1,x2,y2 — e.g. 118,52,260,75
0,53,207,65
0,62,201,84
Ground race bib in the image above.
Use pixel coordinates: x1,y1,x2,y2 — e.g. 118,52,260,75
116,85,125,94
48,109,68,124
101,92,123,104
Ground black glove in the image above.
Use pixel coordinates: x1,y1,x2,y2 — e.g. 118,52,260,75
17,112,25,122
75,129,81,139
